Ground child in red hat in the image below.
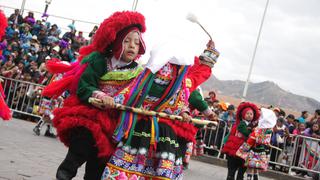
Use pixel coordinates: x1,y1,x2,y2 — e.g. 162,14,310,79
236,108,277,180
222,102,261,180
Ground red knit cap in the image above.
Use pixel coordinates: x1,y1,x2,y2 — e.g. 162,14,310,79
112,26,145,60
241,107,253,120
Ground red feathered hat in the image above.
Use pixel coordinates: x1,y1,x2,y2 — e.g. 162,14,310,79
93,11,146,53
78,11,146,61
0,10,8,40
235,102,260,126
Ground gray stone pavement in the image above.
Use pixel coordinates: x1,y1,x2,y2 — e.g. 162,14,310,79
0,119,274,180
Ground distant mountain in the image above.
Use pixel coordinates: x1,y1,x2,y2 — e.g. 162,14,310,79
201,76,320,112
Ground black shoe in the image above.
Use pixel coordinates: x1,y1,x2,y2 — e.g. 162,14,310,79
56,151,86,180
56,168,74,180
227,176,235,180
33,127,40,136
183,162,189,170
44,128,56,138
44,130,51,137
46,132,56,138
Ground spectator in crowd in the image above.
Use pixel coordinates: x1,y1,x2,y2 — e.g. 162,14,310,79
62,24,76,43
273,107,281,118
270,117,289,170
30,35,40,52
48,24,60,37
88,25,98,42
37,28,48,46
297,111,309,124
286,114,296,134
307,109,320,127
31,20,42,36
304,122,320,139
292,122,307,175
221,104,236,127
209,90,216,101
279,108,286,118
50,45,61,59
293,123,306,136
1,58,18,78
75,31,86,47
8,9,23,25
218,101,228,116
24,11,35,25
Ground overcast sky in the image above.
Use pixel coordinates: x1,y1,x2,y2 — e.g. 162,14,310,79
1,0,320,101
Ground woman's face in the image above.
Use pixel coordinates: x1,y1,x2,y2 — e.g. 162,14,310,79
276,120,283,127
312,123,319,132
121,31,140,62
6,59,13,66
299,123,306,131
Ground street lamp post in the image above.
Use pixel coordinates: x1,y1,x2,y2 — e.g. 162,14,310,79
44,0,52,15
241,0,270,101
132,0,139,11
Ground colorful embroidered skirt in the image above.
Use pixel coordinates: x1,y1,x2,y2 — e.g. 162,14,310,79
101,119,184,180
236,142,269,171
245,151,269,171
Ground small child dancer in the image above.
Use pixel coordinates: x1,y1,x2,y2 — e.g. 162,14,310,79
236,108,277,180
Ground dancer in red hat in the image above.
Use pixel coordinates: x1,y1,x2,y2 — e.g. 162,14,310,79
0,10,12,121
42,11,147,180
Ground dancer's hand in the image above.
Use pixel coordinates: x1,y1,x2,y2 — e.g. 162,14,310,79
206,40,215,50
181,112,192,123
101,95,115,109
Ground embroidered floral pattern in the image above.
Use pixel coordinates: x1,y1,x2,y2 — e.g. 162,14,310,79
103,148,183,180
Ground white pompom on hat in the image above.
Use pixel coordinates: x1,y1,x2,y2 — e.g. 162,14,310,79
258,108,277,129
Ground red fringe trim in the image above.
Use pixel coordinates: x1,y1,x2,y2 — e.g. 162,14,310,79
0,10,8,40
0,84,11,120
53,96,120,158
46,58,73,74
42,75,74,98
159,118,198,143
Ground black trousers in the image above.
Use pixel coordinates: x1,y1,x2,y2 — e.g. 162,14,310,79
226,155,247,180
56,127,106,180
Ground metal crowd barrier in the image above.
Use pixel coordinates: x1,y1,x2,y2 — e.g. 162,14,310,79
268,134,295,172
198,122,320,178
1,76,46,120
289,135,320,176
201,120,228,158
267,134,320,176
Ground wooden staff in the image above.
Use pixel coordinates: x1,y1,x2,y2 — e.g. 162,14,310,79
88,97,217,126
